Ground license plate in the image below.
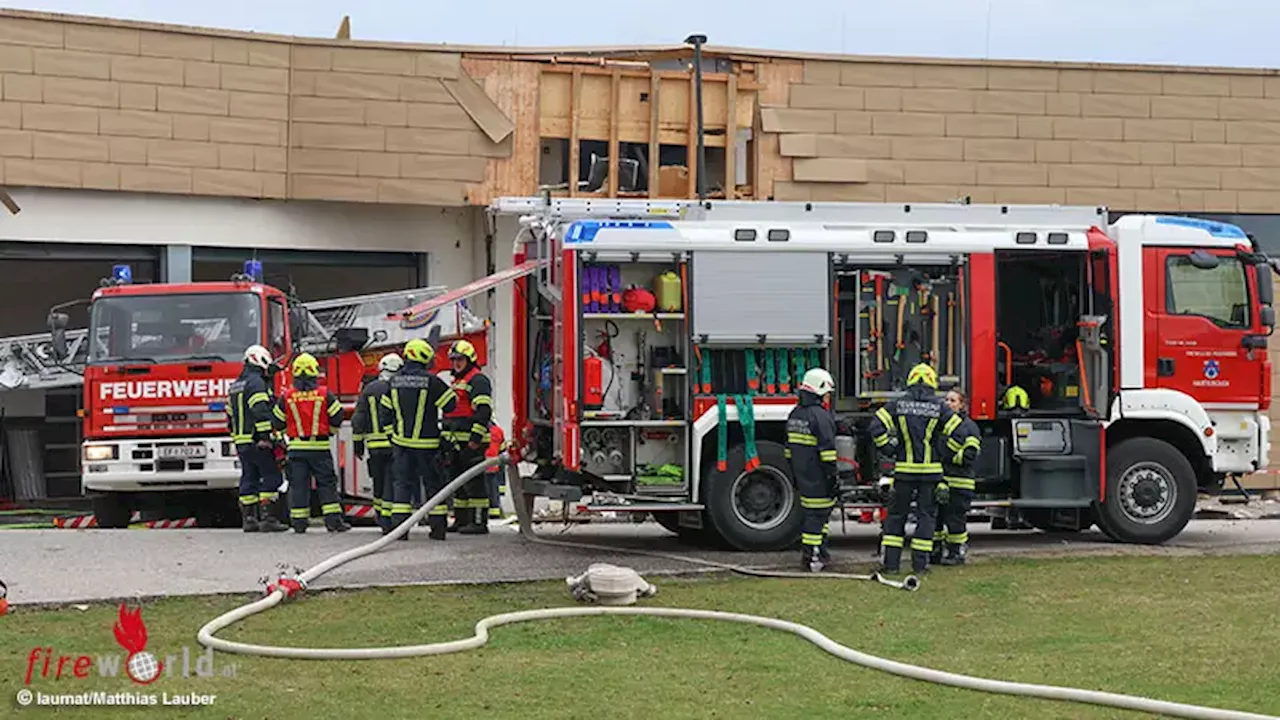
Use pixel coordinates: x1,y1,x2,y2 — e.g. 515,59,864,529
156,445,206,460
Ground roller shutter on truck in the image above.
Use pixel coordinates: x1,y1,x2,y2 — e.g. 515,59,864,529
690,251,831,345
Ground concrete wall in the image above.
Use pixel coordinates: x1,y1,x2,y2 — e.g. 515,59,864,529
761,57,1280,212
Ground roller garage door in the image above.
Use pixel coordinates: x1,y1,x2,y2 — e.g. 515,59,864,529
191,247,424,303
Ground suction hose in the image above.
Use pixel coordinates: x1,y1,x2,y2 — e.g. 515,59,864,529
197,455,1279,720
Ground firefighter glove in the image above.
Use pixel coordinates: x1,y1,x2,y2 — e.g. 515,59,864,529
935,481,950,507
255,439,273,450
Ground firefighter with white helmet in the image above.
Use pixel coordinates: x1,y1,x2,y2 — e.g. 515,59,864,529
352,352,403,534
867,363,970,575
225,345,287,533
442,339,494,533
379,338,457,540
785,367,840,572
271,353,349,533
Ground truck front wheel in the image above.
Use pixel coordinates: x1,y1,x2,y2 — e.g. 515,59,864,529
92,493,133,529
703,441,802,551
1095,437,1196,545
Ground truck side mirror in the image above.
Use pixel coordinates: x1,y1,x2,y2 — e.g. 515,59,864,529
47,312,69,360
1262,305,1275,329
1188,249,1220,270
1258,265,1274,306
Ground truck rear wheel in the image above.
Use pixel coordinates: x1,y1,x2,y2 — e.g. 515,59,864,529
1095,437,1196,544
92,493,133,529
703,441,802,552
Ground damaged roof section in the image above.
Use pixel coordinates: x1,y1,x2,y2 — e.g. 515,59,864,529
444,69,515,144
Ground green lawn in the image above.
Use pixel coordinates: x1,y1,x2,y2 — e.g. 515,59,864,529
3,555,1279,719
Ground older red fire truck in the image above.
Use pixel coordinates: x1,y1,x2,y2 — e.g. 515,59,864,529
450,196,1272,551
2,262,487,527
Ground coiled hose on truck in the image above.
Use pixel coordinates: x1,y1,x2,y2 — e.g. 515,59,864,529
197,455,1279,720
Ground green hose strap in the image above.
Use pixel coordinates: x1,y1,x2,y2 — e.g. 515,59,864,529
699,347,712,394
776,349,790,393
808,348,820,374
738,394,759,470
716,394,729,471
794,348,805,391
764,348,777,394
745,349,759,392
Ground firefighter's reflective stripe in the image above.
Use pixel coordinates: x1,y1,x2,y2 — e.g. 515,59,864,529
801,532,825,547
239,494,258,506
363,395,391,449
787,432,817,445
944,475,977,491
881,534,904,548
248,392,272,433
391,502,414,515
290,507,309,519
911,537,934,552
321,502,342,515
871,407,893,448
385,389,449,449
948,531,970,544
801,496,835,509
819,449,837,462
895,415,942,474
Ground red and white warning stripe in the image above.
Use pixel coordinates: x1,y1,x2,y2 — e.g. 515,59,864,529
54,512,200,529
343,504,375,519
136,517,197,529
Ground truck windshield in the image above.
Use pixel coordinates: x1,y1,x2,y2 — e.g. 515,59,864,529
1166,255,1250,329
88,292,263,364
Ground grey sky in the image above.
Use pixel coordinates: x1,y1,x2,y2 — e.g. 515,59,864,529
5,0,1277,69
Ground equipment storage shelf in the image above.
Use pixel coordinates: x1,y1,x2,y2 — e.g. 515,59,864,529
576,250,691,493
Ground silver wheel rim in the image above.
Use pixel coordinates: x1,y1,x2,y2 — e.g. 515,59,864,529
730,465,794,531
1117,461,1176,525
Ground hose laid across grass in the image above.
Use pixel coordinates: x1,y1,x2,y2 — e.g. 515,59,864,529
197,455,1279,720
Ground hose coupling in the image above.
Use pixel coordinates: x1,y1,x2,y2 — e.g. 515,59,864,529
267,576,306,600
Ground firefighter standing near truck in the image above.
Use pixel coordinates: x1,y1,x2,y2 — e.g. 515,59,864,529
442,340,494,534
379,338,457,540
785,368,840,572
934,388,982,566
486,423,507,519
352,353,402,534
867,363,965,575
225,345,287,533
271,353,350,534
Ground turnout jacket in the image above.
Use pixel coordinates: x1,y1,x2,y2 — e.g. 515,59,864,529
442,365,493,446
225,366,274,448
270,376,344,451
940,414,982,491
785,389,839,494
352,375,393,453
377,360,458,450
867,383,963,478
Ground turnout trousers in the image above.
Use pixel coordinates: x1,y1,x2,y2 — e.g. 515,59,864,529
237,444,283,507
367,448,394,531
880,475,939,573
391,446,446,539
797,474,835,566
286,449,344,532
448,442,489,527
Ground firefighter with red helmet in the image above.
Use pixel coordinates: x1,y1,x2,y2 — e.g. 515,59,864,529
225,344,287,533
271,353,349,534
785,367,840,572
442,339,494,534
379,338,457,540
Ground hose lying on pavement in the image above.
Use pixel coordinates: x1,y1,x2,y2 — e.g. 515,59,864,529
197,454,1279,720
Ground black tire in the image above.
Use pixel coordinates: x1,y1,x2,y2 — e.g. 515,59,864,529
92,493,133,529
702,441,803,552
1095,437,1196,544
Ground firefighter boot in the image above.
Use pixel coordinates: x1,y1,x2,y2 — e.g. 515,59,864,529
257,504,287,533
324,513,351,533
427,515,447,541
941,542,967,566
459,508,488,535
240,503,260,533
911,550,931,575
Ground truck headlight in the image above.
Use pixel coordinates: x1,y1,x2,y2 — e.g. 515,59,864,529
84,444,117,461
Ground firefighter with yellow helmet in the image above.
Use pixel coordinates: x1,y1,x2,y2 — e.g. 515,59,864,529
442,339,494,533
271,353,349,533
867,363,971,575
352,352,402,534
378,338,457,540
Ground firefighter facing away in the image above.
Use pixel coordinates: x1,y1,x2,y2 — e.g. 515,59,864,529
442,339,494,534
352,352,402,534
379,338,457,540
271,353,350,534
225,344,287,533
867,363,970,574
785,367,840,572
934,388,982,566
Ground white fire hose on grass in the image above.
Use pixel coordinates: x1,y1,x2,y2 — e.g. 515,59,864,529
197,454,1278,720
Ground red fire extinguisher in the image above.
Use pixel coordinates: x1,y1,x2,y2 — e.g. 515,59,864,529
583,355,604,409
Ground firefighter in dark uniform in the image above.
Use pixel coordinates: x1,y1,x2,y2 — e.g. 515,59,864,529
867,363,964,574
225,344,287,533
935,388,982,566
379,338,457,540
442,339,494,534
352,353,402,534
785,368,839,572
271,353,350,534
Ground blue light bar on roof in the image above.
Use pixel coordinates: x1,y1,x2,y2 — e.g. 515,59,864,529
243,260,264,283
111,265,132,284
1154,216,1247,239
